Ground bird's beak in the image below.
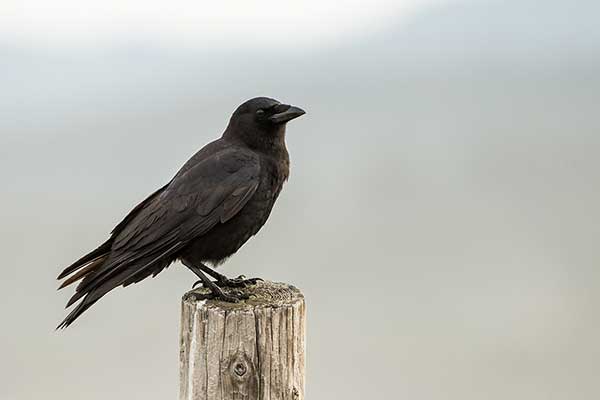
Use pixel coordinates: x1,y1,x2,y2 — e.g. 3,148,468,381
269,104,306,124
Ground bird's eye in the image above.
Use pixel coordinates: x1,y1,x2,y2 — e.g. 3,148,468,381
255,109,265,118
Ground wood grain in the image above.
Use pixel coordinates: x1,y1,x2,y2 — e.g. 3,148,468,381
180,281,305,400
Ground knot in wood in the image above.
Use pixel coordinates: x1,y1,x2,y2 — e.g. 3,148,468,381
234,362,247,377
223,351,258,397
227,352,253,381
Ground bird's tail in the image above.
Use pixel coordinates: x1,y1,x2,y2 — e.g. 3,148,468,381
56,239,112,328
57,239,179,329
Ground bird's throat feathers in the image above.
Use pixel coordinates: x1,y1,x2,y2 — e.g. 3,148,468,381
223,121,288,156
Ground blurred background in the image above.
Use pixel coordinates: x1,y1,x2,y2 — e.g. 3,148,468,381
2,0,600,399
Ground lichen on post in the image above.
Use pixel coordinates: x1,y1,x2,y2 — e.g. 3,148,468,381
180,281,306,400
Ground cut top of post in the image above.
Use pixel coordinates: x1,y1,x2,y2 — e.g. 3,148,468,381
182,280,304,310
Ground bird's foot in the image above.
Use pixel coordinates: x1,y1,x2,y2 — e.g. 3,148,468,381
209,289,248,303
191,280,248,303
216,275,263,288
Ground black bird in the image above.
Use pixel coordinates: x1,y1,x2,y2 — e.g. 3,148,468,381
57,97,305,328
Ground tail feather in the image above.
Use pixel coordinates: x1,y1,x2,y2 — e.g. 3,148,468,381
57,277,121,329
57,240,112,280
57,296,96,330
58,255,107,290
57,242,182,329
58,267,129,329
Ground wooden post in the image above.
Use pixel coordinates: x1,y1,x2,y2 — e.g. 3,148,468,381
180,280,306,400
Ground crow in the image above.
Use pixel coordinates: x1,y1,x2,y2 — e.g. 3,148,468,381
56,97,305,328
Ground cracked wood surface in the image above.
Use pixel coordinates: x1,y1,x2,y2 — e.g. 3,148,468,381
180,281,305,400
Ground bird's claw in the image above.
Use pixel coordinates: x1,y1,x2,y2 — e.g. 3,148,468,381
216,275,263,288
216,291,248,303
203,288,248,303
191,280,250,303
191,280,204,289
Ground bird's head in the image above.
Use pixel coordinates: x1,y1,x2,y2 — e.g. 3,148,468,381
224,97,306,150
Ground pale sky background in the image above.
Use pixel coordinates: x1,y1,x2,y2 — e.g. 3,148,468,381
1,0,446,46
2,1,600,400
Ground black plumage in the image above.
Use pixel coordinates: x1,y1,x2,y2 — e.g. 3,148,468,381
57,97,305,328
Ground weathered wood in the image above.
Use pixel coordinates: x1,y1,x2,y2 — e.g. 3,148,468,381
180,281,305,400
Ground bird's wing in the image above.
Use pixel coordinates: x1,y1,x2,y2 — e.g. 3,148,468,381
113,147,260,253
58,146,260,327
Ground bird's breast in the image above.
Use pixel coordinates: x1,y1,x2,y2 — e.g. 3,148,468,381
181,155,289,265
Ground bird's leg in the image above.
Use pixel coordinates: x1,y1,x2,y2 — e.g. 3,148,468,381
181,260,243,303
197,263,228,282
198,263,263,288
